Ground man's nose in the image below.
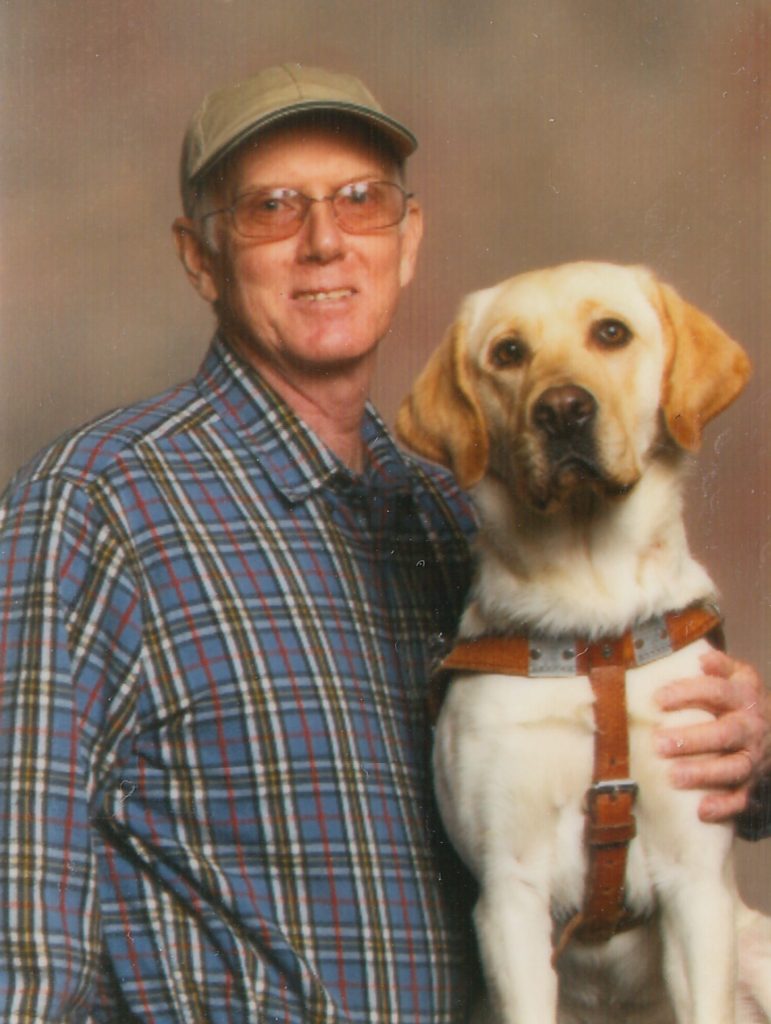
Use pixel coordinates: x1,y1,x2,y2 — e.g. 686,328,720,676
298,197,346,262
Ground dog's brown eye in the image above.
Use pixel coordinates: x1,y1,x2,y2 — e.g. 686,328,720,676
593,319,632,348
491,336,529,368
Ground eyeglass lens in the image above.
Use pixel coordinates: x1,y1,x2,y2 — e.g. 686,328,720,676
232,181,407,239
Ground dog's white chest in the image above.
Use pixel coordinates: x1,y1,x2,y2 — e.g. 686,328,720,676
430,640,767,1023
433,642,712,916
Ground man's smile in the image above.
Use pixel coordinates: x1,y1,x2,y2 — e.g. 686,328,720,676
293,287,356,303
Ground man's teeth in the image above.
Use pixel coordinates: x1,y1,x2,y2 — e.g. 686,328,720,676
299,289,353,302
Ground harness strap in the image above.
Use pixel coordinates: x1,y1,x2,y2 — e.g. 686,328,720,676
558,664,638,953
430,602,724,957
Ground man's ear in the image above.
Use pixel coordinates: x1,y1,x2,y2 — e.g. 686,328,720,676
172,217,220,304
397,200,424,289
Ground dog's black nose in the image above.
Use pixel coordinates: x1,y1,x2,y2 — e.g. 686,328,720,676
532,385,597,438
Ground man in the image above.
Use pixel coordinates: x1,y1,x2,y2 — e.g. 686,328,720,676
0,63,768,1023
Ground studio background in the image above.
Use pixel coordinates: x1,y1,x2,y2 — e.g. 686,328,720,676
1,1,768,908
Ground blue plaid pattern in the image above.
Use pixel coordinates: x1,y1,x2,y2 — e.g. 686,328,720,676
0,339,479,1022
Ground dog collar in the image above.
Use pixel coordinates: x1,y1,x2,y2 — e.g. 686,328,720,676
430,601,724,723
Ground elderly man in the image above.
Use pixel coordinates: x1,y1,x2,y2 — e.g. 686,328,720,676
0,64,768,1023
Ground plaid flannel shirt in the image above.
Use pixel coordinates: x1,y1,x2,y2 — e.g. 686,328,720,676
0,338,479,1023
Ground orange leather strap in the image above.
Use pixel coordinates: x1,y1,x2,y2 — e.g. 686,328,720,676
570,663,638,944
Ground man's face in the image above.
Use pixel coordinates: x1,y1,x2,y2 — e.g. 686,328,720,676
181,122,423,384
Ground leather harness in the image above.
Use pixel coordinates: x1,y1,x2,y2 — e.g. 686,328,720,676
430,602,725,959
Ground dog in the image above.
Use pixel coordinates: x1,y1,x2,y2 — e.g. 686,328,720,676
396,262,771,1024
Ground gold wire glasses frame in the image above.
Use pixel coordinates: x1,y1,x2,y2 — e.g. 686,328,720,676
200,180,414,242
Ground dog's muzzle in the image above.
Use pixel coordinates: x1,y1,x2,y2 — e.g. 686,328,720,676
533,384,597,441
533,385,599,468
527,384,609,505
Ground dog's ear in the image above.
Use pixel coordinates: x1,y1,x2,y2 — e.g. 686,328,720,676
396,312,489,489
656,282,751,450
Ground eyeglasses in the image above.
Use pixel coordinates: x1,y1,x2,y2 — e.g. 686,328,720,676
200,179,413,242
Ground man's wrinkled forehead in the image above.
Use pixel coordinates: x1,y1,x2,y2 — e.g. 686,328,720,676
195,111,406,207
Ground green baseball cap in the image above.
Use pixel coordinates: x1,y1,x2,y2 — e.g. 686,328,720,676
180,63,418,214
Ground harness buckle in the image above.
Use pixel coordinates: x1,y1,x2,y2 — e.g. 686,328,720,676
589,778,638,799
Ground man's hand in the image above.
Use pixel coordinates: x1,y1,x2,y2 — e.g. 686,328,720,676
655,649,771,822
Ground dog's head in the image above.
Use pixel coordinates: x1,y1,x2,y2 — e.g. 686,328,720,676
396,262,751,512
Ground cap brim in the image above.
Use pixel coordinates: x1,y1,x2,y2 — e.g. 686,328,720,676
191,100,418,187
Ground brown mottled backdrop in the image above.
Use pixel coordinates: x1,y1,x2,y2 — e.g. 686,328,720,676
1,2,768,906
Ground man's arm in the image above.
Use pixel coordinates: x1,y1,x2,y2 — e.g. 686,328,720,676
655,649,771,835
0,474,142,1020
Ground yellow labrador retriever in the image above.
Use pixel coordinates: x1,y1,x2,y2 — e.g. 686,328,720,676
397,262,771,1024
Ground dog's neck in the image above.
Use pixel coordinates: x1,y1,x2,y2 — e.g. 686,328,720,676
461,458,716,641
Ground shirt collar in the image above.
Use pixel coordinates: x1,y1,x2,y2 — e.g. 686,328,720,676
195,337,415,504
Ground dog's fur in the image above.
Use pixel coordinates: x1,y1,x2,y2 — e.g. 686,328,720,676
396,262,771,1024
